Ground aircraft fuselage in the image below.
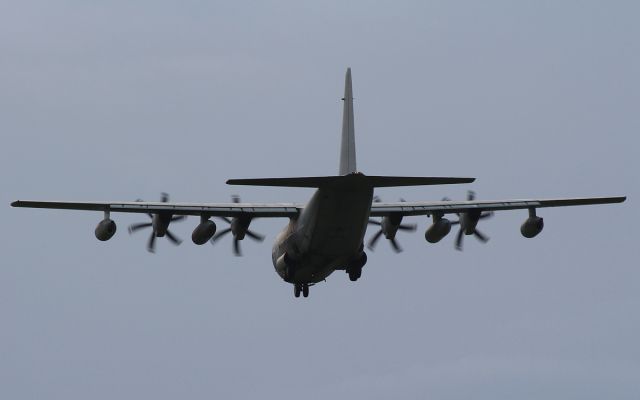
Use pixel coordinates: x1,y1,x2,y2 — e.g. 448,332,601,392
272,184,373,284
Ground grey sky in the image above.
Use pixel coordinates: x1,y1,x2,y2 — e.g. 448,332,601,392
1,1,638,399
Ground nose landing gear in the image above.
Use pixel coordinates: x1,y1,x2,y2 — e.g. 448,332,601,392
294,283,310,298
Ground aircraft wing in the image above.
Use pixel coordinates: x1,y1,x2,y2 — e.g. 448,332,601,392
12,196,626,218
11,200,302,218
369,196,626,217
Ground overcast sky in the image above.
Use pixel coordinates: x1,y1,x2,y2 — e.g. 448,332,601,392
1,1,638,399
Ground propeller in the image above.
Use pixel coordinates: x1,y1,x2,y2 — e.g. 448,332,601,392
367,198,417,253
211,195,265,256
127,192,186,253
445,191,493,251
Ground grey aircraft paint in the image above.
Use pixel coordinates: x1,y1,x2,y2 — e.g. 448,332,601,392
339,67,357,175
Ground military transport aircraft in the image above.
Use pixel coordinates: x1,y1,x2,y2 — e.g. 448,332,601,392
12,69,626,298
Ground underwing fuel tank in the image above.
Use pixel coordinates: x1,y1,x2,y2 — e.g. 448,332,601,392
95,219,116,241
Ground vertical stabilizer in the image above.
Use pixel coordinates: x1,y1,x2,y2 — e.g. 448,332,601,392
339,68,357,175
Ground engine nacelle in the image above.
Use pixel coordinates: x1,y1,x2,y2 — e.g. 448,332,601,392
521,216,544,238
425,218,451,243
191,220,217,245
380,214,403,239
95,219,117,241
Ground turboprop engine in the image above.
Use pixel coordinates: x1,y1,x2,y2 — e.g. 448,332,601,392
521,208,544,238
367,213,417,253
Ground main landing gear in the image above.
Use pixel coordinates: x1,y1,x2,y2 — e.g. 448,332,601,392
348,266,362,282
294,283,310,298
346,251,366,282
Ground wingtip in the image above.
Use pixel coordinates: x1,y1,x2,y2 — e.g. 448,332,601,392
606,196,627,203
11,201,20,207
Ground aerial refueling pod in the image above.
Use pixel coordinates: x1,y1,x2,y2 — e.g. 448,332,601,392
425,216,452,243
192,217,217,245
521,208,544,238
95,213,116,241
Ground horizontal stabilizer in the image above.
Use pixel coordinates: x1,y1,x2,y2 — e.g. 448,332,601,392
227,174,474,188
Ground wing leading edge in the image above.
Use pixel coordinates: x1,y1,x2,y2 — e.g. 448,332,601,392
369,196,626,217
11,200,302,218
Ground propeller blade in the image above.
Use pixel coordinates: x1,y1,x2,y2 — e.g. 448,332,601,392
245,230,265,242
441,197,451,202
212,228,232,242
450,220,460,226
368,219,382,226
147,232,156,253
473,229,490,243
211,201,265,254
165,230,182,245
455,229,464,251
372,195,381,203
128,222,152,233
367,230,384,250
467,191,476,201
130,192,186,253
398,223,417,232
390,238,403,253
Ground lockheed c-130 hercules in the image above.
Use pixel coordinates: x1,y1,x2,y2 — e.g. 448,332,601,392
12,69,626,298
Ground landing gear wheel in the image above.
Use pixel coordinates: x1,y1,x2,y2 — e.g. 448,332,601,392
294,284,301,298
302,283,309,298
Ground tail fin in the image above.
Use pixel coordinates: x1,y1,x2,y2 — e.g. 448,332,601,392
226,68,476,189
339,68,357,175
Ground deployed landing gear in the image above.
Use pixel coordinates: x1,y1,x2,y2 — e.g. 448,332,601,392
294,283,310,298
348,266,362,282
346,251,366,282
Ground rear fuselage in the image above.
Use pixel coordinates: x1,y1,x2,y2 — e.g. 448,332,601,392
272,184,373,284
